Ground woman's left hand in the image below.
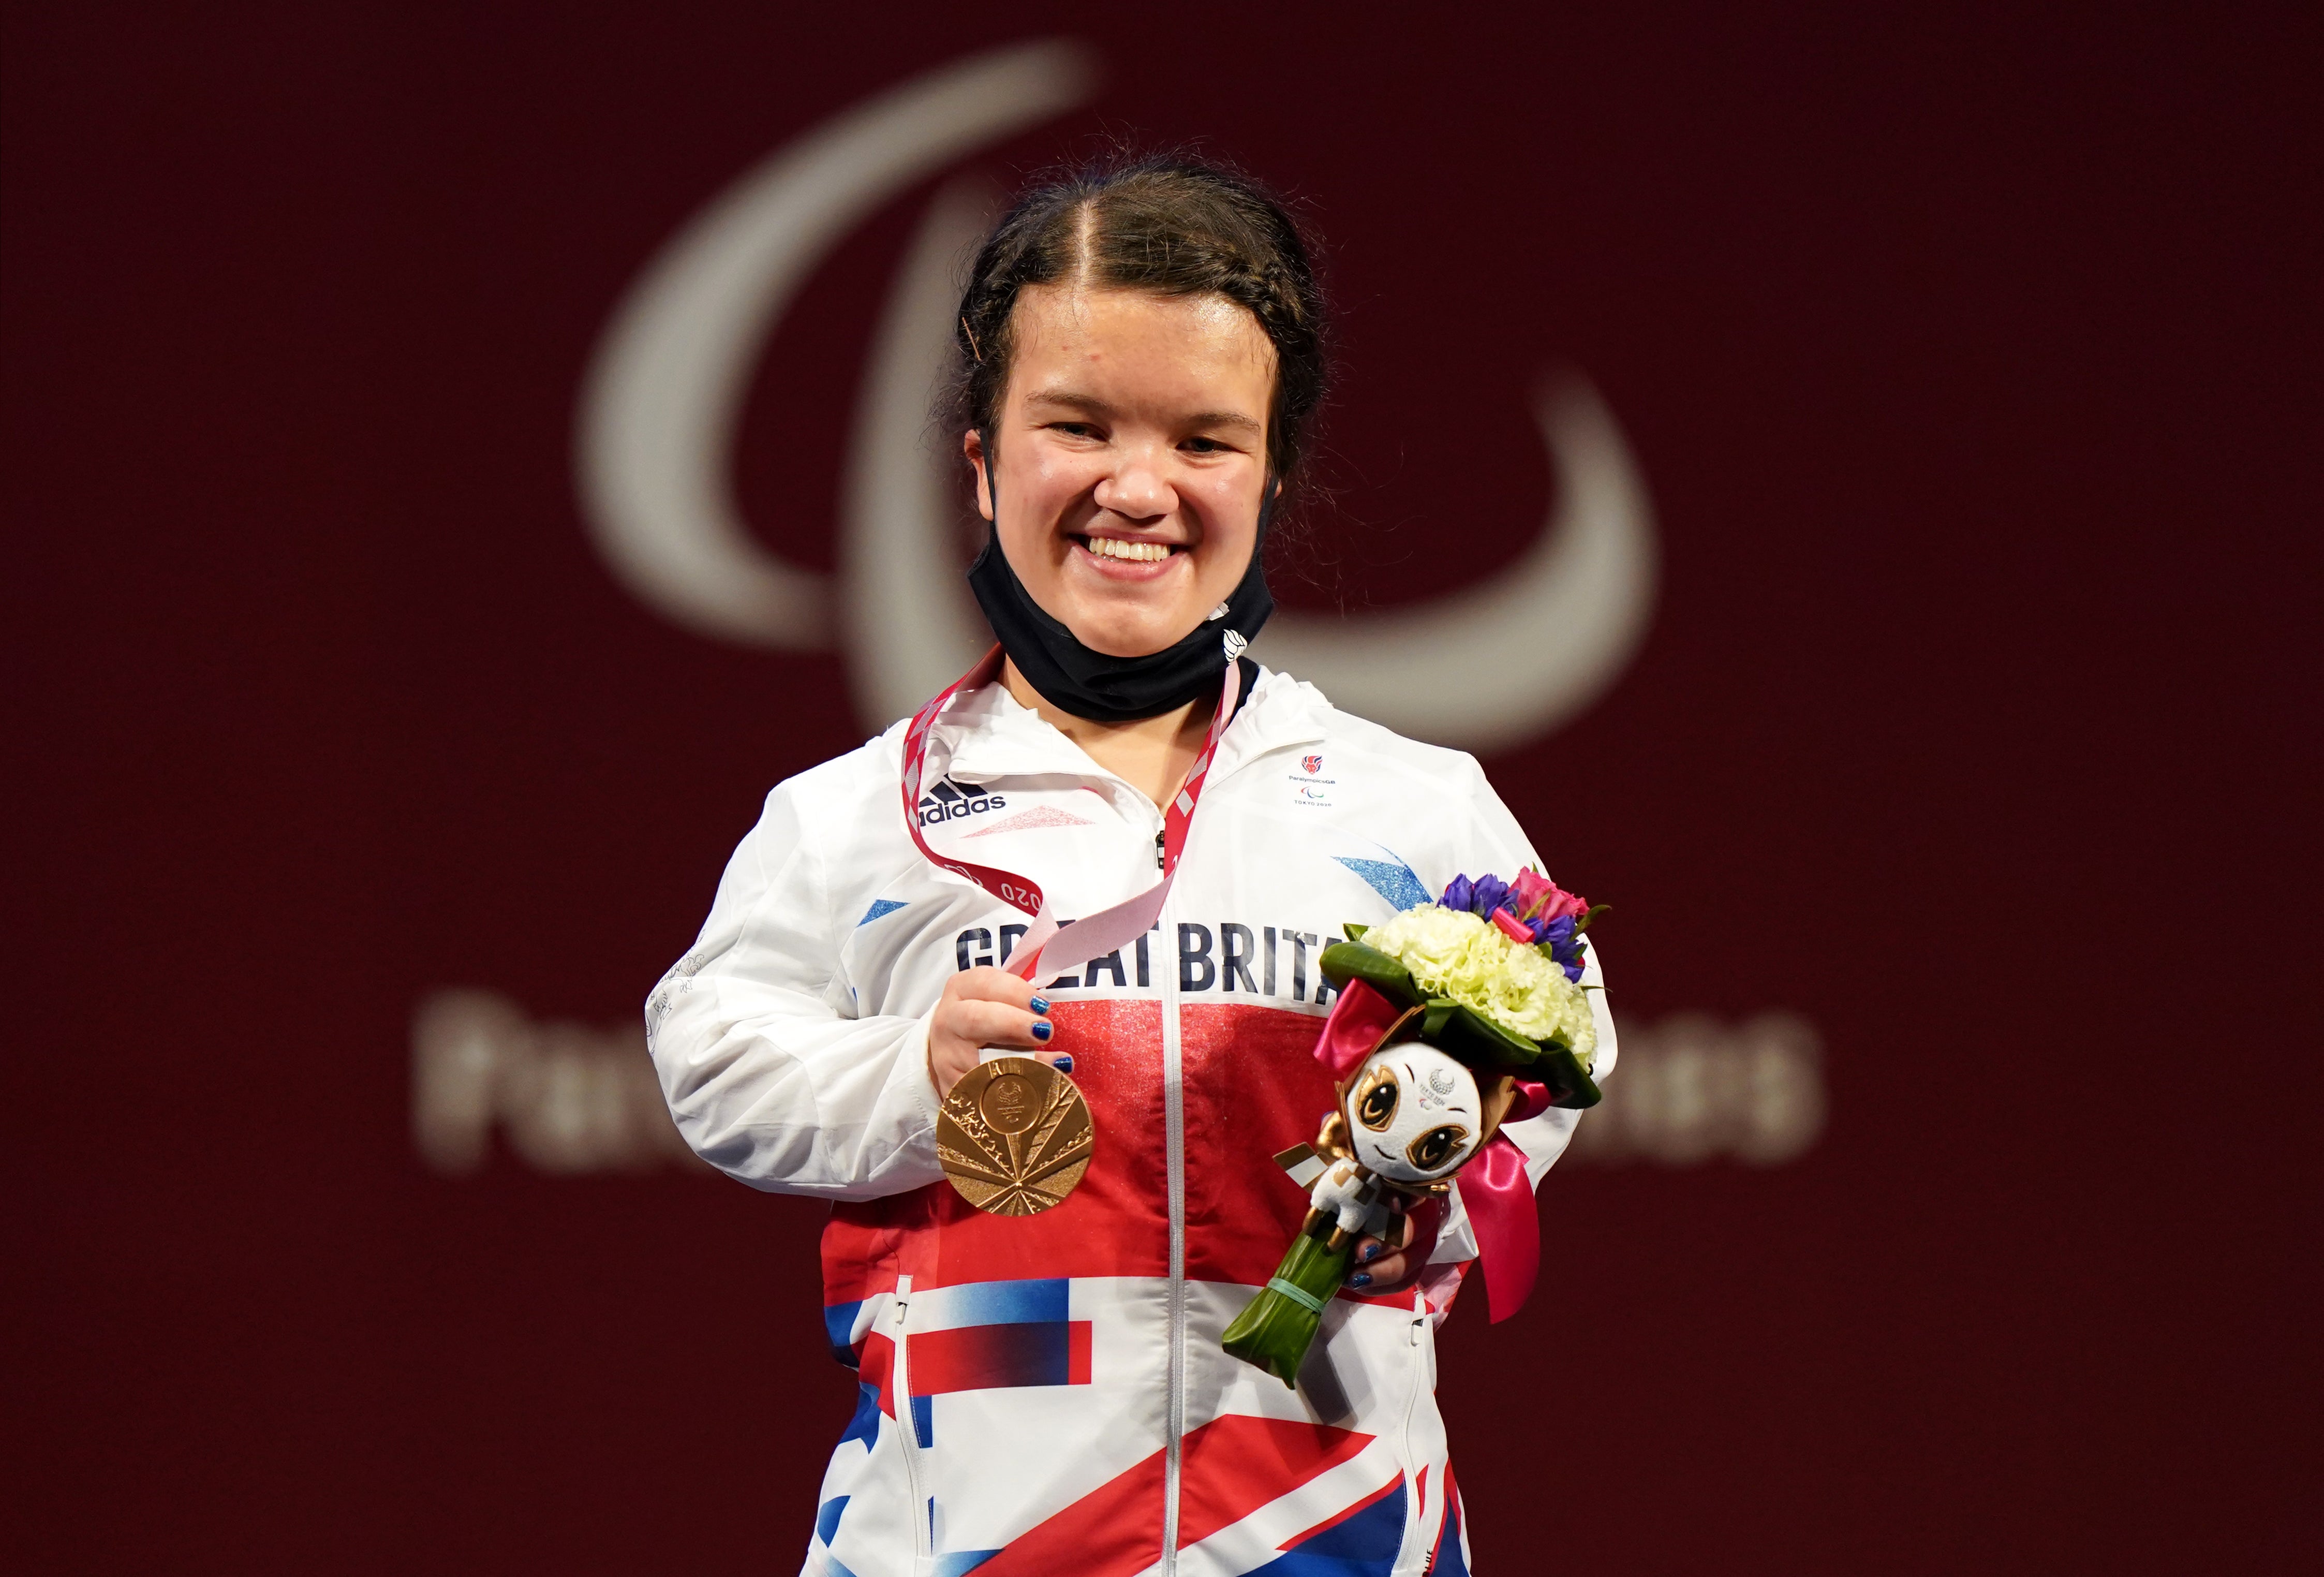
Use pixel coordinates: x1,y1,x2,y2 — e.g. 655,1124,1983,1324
1344,1196,1433,1295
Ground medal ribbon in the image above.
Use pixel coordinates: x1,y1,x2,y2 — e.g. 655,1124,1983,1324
900,643,1242,985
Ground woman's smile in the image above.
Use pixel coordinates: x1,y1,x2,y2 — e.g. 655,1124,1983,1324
1072,532,1185,574
1078,533,1177,565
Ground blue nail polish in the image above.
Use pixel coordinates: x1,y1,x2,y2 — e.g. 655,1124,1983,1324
1052,1055,1074,1073
1350,1272,1373,1289
1031,1020,1052,1042
1364,1242,1383,1262
1030,997,1050,1014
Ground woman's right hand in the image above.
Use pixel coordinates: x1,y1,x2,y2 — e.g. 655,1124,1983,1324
927,966,1067,1099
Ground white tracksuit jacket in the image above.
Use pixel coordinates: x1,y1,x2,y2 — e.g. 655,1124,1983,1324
648,667,1615,1577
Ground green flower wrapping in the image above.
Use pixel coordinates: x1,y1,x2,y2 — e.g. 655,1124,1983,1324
1220,1219,1354,1387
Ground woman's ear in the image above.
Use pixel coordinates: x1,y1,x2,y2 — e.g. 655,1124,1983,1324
964,430,994,522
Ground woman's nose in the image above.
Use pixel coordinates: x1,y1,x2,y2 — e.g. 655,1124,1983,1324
1092,449,1176,521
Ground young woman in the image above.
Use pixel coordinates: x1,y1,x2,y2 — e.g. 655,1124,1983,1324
649,155,1615,1577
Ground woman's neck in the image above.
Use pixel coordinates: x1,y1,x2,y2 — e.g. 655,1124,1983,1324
1002,659,1215,813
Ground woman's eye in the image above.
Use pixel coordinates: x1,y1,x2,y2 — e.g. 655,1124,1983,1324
1182,437,1225,453
1051,422,1099,439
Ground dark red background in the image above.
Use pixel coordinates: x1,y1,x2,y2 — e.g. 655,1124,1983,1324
9,3,2317,1572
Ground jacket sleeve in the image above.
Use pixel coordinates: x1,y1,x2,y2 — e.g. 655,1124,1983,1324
1427,755,1620,1266
645,778,945,1201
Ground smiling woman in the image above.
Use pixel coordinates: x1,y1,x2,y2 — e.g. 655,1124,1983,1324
646,152,1617,1576
976,286,1274,655
980,286,1272,649
948,158,1328,790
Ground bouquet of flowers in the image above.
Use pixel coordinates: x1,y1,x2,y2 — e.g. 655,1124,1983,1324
1220,869,1606,1386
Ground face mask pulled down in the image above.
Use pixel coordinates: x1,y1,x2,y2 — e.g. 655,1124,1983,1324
965,442,1276,723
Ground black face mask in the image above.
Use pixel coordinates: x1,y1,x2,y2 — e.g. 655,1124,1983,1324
966,434,1275,723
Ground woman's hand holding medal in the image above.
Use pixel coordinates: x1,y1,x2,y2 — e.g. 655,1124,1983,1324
927,967,1069,1099
928,969,1092,1217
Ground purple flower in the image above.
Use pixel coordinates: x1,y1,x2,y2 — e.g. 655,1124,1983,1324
1439,872,1511,919
1442,871,1581,977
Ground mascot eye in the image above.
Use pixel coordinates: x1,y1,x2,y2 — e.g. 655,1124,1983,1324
1407,1124,1469,1172
1355,1069,1400,1131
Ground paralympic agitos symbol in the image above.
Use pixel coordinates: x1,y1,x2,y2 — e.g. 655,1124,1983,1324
575,41,1657,751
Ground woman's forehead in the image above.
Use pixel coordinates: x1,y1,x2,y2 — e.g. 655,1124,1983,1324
1008,284,1276,404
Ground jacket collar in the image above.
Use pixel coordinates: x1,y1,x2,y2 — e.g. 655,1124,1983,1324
936,667,1327,790
1211,666,1329,780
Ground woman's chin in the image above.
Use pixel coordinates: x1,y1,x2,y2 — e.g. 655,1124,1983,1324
1047,564,1217,660
1058,603,1208,660
1071,626,1196,660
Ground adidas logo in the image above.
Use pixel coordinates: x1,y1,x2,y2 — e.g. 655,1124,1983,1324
916,776,1007,827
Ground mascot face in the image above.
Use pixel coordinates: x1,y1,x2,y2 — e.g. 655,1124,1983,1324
1343,1043,1485,1182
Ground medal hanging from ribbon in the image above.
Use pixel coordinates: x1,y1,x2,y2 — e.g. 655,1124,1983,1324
902,643,1243,1215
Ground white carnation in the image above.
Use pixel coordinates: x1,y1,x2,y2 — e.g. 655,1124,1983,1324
1364,905,1492,980
1363,903,1599,1071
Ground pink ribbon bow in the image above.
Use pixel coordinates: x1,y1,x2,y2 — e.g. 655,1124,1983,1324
1311,979,1547,1323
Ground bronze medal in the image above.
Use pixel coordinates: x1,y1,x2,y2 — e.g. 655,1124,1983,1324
937,1056,1094,1215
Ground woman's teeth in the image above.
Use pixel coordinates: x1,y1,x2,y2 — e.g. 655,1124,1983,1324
1083,536,1174,563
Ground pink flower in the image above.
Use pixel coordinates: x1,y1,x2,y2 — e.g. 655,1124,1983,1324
1509,868,1587,925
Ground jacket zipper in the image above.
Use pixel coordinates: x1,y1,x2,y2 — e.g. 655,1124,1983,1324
892,1275,930,1571
1159,872,1188,1572
1398,1293,1433,1574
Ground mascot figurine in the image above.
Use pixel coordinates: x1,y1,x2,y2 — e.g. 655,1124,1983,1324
1221,872,1607,1386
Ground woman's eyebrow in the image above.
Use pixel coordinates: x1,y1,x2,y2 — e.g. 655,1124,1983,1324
1024,388,1113,418
1025,389,1262,435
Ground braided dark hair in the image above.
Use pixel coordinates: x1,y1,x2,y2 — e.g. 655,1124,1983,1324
949,151,1330,500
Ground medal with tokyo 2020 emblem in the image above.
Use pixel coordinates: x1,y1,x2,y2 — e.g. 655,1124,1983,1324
902,643,1245,1216
938,1056,1094,1215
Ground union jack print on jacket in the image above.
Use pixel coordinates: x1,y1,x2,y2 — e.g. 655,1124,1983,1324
648,668,1616,1576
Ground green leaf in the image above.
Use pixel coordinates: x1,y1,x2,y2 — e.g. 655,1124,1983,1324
1576,904,1612,932
1447,1003,1543,1065
1318,940,1422,1008
1342,922,1369,942
1537,1044,1604,1110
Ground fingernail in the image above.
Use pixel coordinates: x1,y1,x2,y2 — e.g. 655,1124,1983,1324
1031,1020,1053,1042
1349,1272,1373,1289
1052,1054,1074,1073
1029,997,1051,1014
1362,1242,1381,1262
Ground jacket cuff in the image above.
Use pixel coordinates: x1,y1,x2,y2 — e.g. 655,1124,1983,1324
866,1011,946,1189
